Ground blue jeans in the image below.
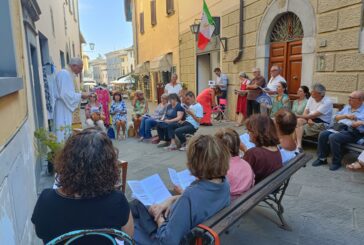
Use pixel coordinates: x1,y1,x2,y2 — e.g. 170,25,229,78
157,121,179,141
317,129,362,165
139,117,157,139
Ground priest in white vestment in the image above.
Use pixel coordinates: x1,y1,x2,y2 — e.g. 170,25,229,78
54,58,89,142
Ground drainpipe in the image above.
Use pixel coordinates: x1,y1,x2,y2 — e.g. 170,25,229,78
359,0,364,53
233,0,244,64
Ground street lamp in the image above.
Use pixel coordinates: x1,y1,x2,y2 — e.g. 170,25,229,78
89,42,95,51
190,19,201,37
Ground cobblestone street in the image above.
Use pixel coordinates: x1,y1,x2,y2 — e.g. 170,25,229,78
106,102,364,245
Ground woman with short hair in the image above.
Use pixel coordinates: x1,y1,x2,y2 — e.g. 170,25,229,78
110,91,127,140
243,114,283,183
134,135,230,244
215,128,255,198
139,93,169,142
32,128,134,244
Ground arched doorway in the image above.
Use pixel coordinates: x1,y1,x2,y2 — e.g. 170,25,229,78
256,0,316,93
269,12,303,94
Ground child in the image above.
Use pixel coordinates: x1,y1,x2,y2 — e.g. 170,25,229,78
215,128,255,198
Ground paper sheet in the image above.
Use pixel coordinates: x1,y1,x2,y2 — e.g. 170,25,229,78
168,168,196,190
240,133,256,150
128,174,171,206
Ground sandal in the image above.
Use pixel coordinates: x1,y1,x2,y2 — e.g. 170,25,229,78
346,161,363,171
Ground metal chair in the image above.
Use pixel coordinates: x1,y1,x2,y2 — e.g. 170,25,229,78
46,228,134,245
211,98,228,123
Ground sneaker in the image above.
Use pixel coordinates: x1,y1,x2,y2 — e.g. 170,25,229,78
179,146,187,151
312,158,328,167
157,141,169,148
165,144,177,151
138,137,144,142
329,164,341,171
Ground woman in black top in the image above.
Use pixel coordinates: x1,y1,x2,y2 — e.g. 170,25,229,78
32,128,134,244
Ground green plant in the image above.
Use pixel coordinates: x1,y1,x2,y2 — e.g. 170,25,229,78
34,128,64,162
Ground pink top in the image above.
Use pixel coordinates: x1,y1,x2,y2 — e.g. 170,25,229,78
227,156,255,198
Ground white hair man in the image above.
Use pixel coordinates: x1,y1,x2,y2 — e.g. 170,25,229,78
266,65,286,93
313,90,364,171
54,58,89,142
295,83,333,151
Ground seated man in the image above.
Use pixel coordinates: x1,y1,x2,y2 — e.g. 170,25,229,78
295,83,333,151
312,90,364,171
174,91,203,151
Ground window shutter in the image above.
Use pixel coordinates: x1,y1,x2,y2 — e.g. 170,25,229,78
151,0,157,26
166,0,174,15
140,12,144,33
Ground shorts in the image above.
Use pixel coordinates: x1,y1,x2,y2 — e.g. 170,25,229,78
303,123,326,137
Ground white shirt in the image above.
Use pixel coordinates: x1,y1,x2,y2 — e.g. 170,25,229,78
305,96,333,124
267,75,286,91
165,83,182,95
216,73,228,91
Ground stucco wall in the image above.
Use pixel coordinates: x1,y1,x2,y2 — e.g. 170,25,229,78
135,0,180,72
178,0,364,118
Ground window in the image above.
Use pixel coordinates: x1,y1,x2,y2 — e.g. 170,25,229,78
151,0,157,26
0,0,23,97
124,0,132,22
166,0,174,16
69,0,73,13
50,7,55,37
140,12,145,33
72,42,75,57
60,51,65,69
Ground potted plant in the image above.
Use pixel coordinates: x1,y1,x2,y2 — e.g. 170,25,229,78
34,128,64,174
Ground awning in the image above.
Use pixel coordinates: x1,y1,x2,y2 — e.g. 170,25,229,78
134,62,150,75
149,54,172,72
113,75,135,84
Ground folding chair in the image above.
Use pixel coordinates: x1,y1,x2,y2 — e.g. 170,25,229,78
211,98,228,123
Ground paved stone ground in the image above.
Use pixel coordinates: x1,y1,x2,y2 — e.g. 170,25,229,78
39,101,364,244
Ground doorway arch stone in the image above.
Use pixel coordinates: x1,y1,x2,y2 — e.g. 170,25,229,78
256,0,316,87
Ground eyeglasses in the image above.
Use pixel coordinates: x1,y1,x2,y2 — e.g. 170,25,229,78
270,69,278,72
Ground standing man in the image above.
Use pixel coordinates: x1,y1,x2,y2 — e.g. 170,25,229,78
164,73,182,95
214,67,228,106
54,58,89,142
267,65,286,93
246,68,266,116
312,91,364,171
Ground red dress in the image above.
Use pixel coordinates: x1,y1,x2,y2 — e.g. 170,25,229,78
196,88,213,124
236,79,249,117
95,88,111,126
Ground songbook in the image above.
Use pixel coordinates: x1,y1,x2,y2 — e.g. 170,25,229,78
168,168,196,190
127,174,172,206
240,133,256,150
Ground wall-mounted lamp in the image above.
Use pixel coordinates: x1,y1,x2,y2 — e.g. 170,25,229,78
89,42,95,51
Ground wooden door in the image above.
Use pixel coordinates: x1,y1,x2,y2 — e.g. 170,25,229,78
287,41,302,94
269,40,302,95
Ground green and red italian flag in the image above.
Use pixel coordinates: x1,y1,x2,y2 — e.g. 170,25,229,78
197,0,215,50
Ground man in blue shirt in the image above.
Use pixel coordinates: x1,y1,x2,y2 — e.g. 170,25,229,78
313,90,364,171
174,91,203,151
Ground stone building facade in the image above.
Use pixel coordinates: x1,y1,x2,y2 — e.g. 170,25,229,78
178,0,364,118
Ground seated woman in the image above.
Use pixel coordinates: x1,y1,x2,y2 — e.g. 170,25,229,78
215,128,255,198
156,93,185,148
139,93,168,142
133,135,230,244
32,128,134,244
132,90,148,137
275,109,300,164
110,92,128,140
270,81,290,117
196,86,222,126
243,114,283,183
292,86,310,116
85,93,105,130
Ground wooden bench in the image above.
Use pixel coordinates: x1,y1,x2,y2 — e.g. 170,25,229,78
182,153,312,244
